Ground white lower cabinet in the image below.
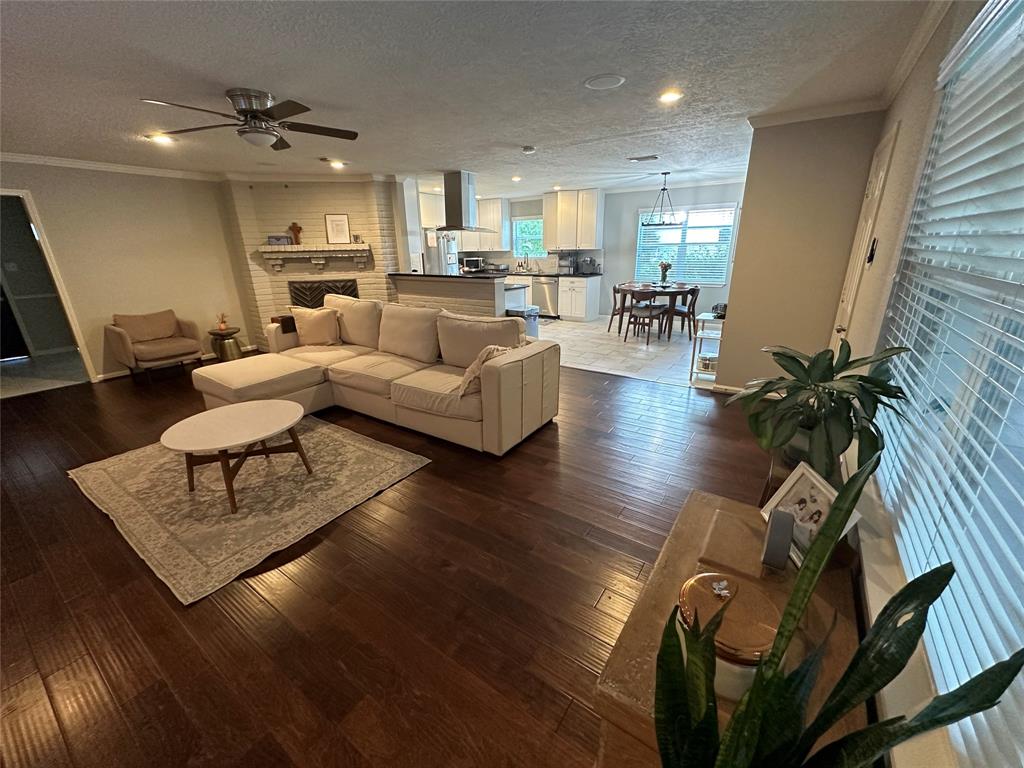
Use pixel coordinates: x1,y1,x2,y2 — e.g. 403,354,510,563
558,276,600,321
505,275,533,305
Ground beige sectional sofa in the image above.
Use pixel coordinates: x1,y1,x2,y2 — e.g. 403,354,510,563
192,294,560,456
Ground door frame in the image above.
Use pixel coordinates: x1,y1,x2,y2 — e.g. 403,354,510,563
830,122,900,352
0,189,97,381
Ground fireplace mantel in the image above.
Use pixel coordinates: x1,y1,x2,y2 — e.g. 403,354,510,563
258,243,372,272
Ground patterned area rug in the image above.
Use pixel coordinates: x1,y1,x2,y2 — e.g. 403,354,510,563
69,417,429,604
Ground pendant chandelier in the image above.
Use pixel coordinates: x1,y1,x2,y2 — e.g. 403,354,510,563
641,172,676,227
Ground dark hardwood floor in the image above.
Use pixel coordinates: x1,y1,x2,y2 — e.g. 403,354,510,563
0,366,769,767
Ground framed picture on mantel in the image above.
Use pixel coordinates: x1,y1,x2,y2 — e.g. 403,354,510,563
325,213,351,244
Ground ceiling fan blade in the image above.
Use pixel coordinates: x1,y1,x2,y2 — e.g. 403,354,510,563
258,100,310,121
160,123,238,135
271,135,291,151
279,121,358,141
140,98,240,121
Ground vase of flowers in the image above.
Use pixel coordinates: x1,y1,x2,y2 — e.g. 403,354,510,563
216,312,228,331
659,261,672,283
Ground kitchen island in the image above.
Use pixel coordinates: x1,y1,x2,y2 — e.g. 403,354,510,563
388,273,513,317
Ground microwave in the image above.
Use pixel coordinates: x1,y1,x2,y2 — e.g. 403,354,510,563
462,256,485,272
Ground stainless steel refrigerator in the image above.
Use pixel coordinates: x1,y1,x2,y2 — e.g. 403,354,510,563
422,228,459,275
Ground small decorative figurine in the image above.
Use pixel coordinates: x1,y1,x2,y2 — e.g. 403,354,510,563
288,221,303,245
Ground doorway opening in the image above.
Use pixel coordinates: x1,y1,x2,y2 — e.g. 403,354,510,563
1,194,89,398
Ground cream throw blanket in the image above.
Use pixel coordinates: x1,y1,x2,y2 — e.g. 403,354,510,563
457,344,511,396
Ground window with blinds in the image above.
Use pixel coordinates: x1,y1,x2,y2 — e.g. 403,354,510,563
875,2,1023,765
634,205,736,284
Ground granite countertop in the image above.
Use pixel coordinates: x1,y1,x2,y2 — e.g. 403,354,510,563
387,272,505,280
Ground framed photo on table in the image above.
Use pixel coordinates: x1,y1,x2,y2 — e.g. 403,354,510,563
760,462,860,567
325,213,351,244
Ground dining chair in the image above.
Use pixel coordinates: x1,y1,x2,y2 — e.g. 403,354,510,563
672,286,701,339
607,283,631,333
624,290,668,346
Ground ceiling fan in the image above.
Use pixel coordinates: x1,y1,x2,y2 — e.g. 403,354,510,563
140,87,357,151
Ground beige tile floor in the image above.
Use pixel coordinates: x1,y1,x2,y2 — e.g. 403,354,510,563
0,350,89,399
538,315,720,388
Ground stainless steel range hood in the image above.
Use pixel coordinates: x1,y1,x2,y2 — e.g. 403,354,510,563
436,170,494,232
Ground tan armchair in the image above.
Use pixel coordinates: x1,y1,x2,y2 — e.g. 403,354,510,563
104,309,203,380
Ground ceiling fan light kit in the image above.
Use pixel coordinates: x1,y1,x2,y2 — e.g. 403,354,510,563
139,88,358,152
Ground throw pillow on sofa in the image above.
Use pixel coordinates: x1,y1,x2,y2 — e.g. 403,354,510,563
323,294,382,348
378,304,442,363
289,306,340,346
437,311,525,368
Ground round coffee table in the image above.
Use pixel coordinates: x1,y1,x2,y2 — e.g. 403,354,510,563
160,400,311,514
208,326,243,361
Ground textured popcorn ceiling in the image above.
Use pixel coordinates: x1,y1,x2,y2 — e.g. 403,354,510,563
1,1,926,197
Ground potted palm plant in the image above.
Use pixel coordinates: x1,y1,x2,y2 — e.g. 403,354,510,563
726,340,909,486
655,455,1024,767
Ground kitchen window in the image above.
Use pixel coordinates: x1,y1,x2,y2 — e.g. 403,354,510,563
512,216,545,258
634,205,737,284
874,2,1023,765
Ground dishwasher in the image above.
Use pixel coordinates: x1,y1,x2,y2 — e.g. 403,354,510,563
533,276,559,317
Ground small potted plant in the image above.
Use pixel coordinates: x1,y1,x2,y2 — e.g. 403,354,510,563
216,312,228,331
659,260,672,283
726,340,908,487
655,455,1024,768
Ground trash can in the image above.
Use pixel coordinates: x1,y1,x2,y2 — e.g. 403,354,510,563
506,305,540,338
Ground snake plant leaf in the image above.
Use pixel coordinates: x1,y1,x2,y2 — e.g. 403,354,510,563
835,346,910,374
680,706,721,766
764,454,879,674
801,648,1024,768
771,352,810,383
806,349,835,384
683,604,727,731
762,345,812,362
809,420,834,479
751,614,835,768
655,606,691,766
793,564,956,760
835,339,852,372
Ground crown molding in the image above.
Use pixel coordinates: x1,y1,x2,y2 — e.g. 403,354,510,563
221,171,390,183
747,98,886,130
0,152,223,181
885,0,953,103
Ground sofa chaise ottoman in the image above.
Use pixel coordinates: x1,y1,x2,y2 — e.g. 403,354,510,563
192,294,560,456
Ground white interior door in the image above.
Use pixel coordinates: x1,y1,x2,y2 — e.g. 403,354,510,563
831,123,900,352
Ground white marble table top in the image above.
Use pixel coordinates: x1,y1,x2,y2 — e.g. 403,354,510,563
160,400,303,453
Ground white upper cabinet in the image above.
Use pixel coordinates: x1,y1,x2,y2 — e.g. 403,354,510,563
576,188,604,250
457,229,480,252
542,188,604,251
477,198,511,252
418,193,445,229
542,193,558,252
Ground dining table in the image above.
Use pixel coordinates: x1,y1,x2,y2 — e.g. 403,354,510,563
615,282,694,340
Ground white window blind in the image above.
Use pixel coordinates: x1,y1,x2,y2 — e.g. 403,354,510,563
876,3,1023,765
634,205,736,284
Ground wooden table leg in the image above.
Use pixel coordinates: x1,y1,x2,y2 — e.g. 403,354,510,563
185,452,195,492
218,450,238,514
617,291,627,335
259,440,271,459
288,427,313,474
666,294,678,341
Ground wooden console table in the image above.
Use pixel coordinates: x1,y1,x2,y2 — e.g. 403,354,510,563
595,491,865,766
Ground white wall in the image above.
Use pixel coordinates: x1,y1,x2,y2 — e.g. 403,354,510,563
599,182,745,314
843,4,982,356
716,111,885,389
0,162,250,378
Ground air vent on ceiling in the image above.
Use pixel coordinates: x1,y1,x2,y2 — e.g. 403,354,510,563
628,154,660,163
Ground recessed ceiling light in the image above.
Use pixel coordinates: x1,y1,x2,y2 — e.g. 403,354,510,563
433,186,442,192
330,160,346,170
145,133,175,145
584,73,626,91
659,89,683,104
521,145,537,155
511,176,522,182
552,185,562,191
628,154,660,163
